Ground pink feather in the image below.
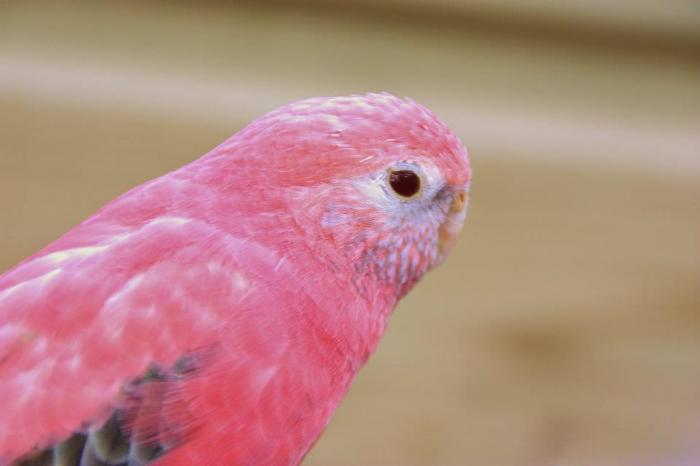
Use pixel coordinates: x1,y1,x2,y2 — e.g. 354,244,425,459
0,93,470,465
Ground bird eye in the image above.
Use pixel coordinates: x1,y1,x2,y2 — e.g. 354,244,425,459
388,169,422,199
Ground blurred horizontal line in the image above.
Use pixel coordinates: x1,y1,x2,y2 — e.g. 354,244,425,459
228,0,700,64
0,54,698,178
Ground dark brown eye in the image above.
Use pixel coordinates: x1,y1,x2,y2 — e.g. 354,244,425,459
389,169,422,199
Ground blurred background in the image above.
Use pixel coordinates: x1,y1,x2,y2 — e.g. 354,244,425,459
1,1,699,465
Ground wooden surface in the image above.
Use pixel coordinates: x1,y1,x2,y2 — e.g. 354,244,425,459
0,2,698,465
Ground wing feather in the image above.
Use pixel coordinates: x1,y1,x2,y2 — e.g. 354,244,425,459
0,216,273,463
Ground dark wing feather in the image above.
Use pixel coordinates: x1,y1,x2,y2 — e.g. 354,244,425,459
13,354,203,466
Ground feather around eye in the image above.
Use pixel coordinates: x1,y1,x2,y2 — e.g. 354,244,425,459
388,169,422,200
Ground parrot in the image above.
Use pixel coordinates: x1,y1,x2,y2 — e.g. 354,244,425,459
0,92,471,465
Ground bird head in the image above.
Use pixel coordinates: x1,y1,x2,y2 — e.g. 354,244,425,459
199,93,471,299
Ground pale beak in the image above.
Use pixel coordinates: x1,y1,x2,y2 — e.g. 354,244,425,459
438,189,469,258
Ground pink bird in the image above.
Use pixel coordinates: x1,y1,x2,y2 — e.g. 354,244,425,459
0,93,471,465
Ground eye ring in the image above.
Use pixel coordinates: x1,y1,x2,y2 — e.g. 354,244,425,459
388,168,422,200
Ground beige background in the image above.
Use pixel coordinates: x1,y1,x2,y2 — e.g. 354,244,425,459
1,2,699,465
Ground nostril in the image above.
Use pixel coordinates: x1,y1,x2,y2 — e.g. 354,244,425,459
458,191,467,204
450,190,468,213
